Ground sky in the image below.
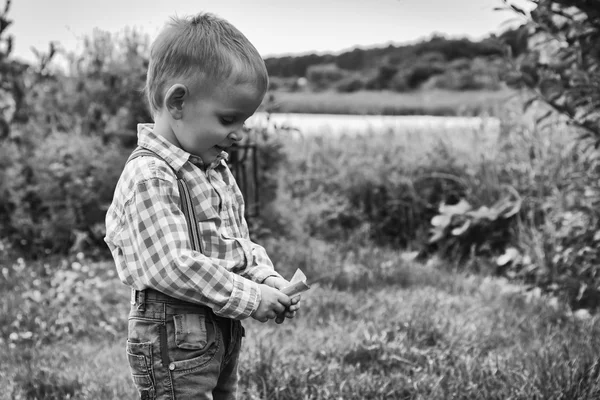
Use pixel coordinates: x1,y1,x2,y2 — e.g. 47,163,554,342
9,0,530,63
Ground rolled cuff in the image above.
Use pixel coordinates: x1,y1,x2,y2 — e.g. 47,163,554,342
214,274,261,320
258,271,284,284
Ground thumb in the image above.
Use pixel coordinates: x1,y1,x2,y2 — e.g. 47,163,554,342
272,278,290,290
277,291,291,307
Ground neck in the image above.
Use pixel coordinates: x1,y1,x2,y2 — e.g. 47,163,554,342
152,114,181,149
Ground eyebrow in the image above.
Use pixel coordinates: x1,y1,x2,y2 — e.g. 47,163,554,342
219,109,253,119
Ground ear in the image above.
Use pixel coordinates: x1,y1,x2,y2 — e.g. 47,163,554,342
164,84,188,120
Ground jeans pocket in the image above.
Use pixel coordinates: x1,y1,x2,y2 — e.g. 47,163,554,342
126,340,155,399
174,314,209,350
169,313,218,373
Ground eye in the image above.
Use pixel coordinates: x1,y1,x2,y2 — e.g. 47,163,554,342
220,116,236,125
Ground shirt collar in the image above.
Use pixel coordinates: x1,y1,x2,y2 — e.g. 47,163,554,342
137,123,229,172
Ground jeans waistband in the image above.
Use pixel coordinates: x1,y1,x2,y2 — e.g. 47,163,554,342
132,288,199,305
131,288,233,325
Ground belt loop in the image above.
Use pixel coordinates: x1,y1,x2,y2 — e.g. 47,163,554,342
138,289,146,312
131,289,146,312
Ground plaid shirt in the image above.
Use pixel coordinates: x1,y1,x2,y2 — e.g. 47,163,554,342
105,123,281,320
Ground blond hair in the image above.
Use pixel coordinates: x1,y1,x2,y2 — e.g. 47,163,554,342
145,13,268,115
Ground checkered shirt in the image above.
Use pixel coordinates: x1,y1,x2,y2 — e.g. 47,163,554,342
104,123,281,320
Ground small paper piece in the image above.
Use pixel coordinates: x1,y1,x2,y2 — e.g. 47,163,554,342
281,269,310,297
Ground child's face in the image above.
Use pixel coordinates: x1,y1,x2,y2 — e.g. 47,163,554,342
175,78,265,163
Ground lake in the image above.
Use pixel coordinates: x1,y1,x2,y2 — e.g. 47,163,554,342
247,112,501,136
246,112,502,156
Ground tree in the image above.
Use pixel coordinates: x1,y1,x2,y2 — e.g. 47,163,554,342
501,0,600,146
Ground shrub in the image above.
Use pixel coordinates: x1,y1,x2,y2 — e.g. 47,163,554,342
305,63,350,91
334,75,366,93
391,62,446,90
501,0,600,144
1,132,127,255
495,0,600,307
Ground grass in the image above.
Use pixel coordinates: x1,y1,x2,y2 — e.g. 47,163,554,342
2,96,598,399
265,89,515,116
2,251,600,399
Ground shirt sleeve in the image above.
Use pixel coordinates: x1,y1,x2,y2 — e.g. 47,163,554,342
124,176,261,320
247,242,284,284
233,185,284,284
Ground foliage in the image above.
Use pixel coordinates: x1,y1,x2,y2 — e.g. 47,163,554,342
0,4,150,256
493,0,600,308
501,0,600,145
266,33,516,92
265,34,509,78
3,133,127,255
424,57,506,91
427,188,522,262
1,255,128,347
0,7,283,256
305,63,350,91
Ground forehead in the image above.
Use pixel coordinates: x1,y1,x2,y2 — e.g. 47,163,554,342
204,80,265,111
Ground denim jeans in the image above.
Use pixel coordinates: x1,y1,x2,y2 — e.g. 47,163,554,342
126,289,244,400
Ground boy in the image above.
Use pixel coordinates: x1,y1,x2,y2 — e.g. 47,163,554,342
104,12,300,400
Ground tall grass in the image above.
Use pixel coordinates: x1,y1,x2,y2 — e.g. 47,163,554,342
267,88,514,116
262,104,590,282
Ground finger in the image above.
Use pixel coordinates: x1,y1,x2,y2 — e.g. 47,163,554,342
274,279,288,290
288,303,300,312
290,295,301,304
285,310,296,319
267,311,278,320
273,303,286,315
275,314,285,324
277,293,291,307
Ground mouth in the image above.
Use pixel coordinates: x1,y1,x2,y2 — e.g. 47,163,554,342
214,145,229,152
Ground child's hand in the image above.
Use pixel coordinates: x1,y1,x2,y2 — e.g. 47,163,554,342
263,276,302,324
251,284,290,323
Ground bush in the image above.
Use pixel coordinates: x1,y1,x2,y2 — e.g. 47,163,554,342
334,75,366,93
306,63,351,90
502,0,600,144
391,63,446,90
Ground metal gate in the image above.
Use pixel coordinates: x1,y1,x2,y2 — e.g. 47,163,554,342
228,141,259,218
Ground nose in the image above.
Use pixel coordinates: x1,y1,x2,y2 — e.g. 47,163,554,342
228,125,246,143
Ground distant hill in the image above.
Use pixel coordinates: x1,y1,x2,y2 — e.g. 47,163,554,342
264,27,528,92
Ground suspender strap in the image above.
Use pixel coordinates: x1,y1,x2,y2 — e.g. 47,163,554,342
126,146,202,253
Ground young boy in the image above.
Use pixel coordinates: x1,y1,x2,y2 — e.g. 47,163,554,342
104,12,300,400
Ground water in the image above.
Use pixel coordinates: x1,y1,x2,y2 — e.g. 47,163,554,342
246,112,502,157
246,112,501,137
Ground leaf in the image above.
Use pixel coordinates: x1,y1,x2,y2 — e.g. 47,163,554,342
523,96,538,111
467,206,499,221
439,199,471,216
451,220,471,236
494,195,522,219
536,110,553,126
429,227,445,244
510,4,527,16
431,214,451,228
497,247,520,266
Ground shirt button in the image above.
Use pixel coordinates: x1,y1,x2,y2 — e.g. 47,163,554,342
169,363,175,371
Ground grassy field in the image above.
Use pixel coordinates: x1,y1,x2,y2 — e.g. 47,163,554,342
2,97,598,399
265,89,515,117
2,250,600,400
